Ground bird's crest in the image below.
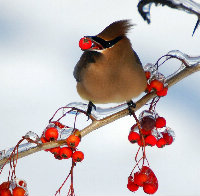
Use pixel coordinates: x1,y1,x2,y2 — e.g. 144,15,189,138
97,20,133,40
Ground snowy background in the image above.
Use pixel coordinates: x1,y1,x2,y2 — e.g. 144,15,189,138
0,0,200,195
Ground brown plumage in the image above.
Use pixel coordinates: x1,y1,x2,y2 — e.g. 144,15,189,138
74,20,147,104
97,19,133,40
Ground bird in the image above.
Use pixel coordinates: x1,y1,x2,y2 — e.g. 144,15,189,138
73,20,147,115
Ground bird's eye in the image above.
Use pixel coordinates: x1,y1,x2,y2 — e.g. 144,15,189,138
79,37,92,50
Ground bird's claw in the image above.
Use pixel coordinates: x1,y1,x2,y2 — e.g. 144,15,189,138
86,101,96,120
127,100,136,115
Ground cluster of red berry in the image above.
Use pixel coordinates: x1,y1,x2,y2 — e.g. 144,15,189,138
126,63,175,194
128,110,175,148
127,111,174,194
41,122,84,162
127,166,158,194
0,179,27,196
144,64,168,97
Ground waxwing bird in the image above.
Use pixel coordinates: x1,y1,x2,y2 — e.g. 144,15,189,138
74,20,147,114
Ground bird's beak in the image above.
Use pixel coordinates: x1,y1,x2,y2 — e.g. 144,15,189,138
84,36,104,50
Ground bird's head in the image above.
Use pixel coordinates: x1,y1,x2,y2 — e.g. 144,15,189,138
78,20,133,52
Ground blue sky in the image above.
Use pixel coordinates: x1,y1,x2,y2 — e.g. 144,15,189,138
0,0,200,195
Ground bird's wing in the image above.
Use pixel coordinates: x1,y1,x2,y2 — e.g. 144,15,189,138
73,51,102,82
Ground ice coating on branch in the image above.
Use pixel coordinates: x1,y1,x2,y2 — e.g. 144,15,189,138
151,128,160,138
0,127,74,161
24,131,40,141
167,50,200,66
14,178,27,188
66,102,129,120
0,143,37,160
66,102,88,114
139,110,157,121
59,127,74,140
164,127,176,141
144,63,157,73
42,122,74,140
0,150,6,160
139,3,152,23
138,0,200,33
0,131,41,160
9,178,29,196
173,0,200,13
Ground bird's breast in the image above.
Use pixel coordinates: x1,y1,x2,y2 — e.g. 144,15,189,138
76,56,147,103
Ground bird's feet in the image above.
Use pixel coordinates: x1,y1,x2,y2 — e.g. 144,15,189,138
127,100,136,115
86,101,96,120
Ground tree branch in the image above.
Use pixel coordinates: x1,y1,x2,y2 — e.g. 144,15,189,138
0,63,200,167
81,64,200,136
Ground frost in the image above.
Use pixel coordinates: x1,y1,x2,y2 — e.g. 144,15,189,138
167,50,200,66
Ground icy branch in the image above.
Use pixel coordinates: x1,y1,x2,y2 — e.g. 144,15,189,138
0,51,200,168
138,0,200,34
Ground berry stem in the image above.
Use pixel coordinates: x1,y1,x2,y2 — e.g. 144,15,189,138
72,111,79,134
149,97,160,112
135,146,141,163
55,160,76,196
55,171,71,196
130,111,146,164
70,161,75,196
130,156,144,175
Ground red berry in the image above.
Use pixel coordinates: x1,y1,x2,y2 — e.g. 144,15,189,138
130,124,137,131
145,71,151,80
156,138,166,148
52,121,65,129
149,79,164,92
66,135,80,148
140,166,149,173
40,137,47,143
40,137,49,151
145,135,157,146
140,129,151,136
140,166,158,188
143,183,158,194
128,175,134,184
13,187,25,196
0,189,12,196
134,172,148,186
50,147,61,155
54,154,63,160
72,151,84,162
45,127,59,141
162,132,173,145
141,116,156,131
128,132,140,143
146,84,152,93
156,87,168,97
79,37,92,50
127,182,139,192
18,180,26,187
59,147,73,159
137,139,146,147
155,117,166,128
0,182,10,190
40,137,50,152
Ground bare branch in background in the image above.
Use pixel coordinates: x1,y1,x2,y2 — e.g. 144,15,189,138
137,0,200,35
